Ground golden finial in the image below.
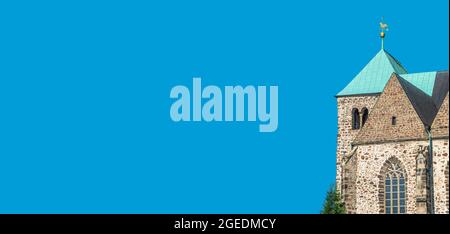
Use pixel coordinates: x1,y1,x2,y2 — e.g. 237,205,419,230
380,17,388,50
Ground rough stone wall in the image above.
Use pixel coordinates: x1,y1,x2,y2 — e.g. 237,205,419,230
336,96,378,194
342,152,357,213
355,141,423,214
354,75,428,145
430,93,448,213
353,139,448,214
432,93,449,138
446,161,449,213
432,139,449,214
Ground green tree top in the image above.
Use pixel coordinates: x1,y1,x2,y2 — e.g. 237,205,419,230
321,185,346,214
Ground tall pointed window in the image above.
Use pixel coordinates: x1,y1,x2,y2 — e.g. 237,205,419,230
352,108,360,130
361,108,369,127
383,160,406,214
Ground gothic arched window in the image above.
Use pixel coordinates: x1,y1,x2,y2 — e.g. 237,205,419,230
352,108,360,130
361,108,369,127
379,158,407,214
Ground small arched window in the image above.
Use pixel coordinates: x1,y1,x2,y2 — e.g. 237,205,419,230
361,108,369,127
383,161,406,214
352,108,360,130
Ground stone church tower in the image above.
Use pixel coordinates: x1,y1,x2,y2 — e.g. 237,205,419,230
336,26,449,214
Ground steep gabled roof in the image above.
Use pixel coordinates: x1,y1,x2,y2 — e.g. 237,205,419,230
352,73,428,144
400,72,437,96
336,49,407,96
431,71,449,108
397,75,438,127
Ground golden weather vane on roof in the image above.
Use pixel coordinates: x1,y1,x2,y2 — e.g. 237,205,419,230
380,17,389,50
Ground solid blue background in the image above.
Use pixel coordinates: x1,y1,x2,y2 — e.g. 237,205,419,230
0,1,448,213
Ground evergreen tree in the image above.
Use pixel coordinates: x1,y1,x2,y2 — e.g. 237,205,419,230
321,185,346,214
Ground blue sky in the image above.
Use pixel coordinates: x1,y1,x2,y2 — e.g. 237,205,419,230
0,0,448,213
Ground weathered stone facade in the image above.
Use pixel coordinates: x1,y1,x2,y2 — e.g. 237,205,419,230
336,62,449,214
353,75,428,144
432,139,450,214
336,96,378,193
344,140,448,214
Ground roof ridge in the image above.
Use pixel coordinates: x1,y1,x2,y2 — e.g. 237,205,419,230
431,71,449,108
396,74,438,127
383,50,408,74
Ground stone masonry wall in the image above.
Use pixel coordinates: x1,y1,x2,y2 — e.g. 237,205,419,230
354,75,428,145
433,139,449,214
336,95,378,194
342,152,357,213
354,139,449,214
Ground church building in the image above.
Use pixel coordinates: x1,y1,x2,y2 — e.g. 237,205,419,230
335,23,449,214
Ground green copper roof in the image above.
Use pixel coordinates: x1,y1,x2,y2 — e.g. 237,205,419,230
400,72,437,96
337,49,408,96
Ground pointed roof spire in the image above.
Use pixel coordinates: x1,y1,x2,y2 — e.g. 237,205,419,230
336,20,446,98
380,17,388,50
336,50,407,96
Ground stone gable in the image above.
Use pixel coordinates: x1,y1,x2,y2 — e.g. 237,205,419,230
432,93,449,138
353,74,427,145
